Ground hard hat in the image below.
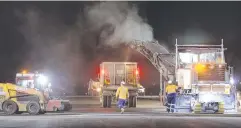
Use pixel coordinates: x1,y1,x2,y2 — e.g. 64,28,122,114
121,81,126,85
168,80,172,84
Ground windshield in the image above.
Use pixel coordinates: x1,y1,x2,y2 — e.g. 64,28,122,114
179,52,222,64
15,73,50,90
16,77,34,88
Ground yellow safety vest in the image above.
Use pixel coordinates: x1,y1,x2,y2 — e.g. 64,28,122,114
116,86,129,99
166,84,177,94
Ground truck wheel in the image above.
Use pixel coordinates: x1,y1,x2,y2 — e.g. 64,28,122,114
2,100,18,115
128,96,133,108
107,96,112,108
26,101,40,115
64,103,72,111
68,104,72,111
132,96,137,108
103,96,107,108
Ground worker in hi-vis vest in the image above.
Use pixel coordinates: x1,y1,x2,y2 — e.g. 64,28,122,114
165,80,178,113
116,81,129,114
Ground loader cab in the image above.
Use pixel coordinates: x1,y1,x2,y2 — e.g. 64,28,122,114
16,73,35,88
15,72,51,91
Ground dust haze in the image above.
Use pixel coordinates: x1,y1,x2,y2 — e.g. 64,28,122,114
85,2,153,46
15,2,155,94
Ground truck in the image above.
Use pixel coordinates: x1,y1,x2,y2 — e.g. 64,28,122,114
89,62,141,108
173,41,237,114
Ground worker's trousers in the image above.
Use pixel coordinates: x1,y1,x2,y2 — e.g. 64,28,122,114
118,98,126,109
167,93,176,113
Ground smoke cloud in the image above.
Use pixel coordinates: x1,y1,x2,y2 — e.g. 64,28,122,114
15,2,155,94
15,7,83,94
85,2,154,46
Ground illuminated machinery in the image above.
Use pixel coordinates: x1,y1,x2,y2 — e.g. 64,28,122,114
88,79,102,96
174,39,237,114
15,71,72,112
16,72,50,90
90,62,140,108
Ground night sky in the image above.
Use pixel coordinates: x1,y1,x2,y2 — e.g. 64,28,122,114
0,1,241,94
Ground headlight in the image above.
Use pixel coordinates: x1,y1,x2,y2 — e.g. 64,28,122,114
37,75,48,85
97,88,101,92
139,88,145,93
230,78,234,85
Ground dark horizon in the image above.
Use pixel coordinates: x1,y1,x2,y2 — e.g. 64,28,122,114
1,1,241,94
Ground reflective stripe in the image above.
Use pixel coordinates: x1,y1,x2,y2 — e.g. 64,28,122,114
166,104,176,111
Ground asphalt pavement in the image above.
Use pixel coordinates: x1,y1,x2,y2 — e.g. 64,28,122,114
0,113,241,128
0,97,241,128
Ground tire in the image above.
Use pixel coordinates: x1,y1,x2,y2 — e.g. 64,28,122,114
26,101,41,115
163,96,167,106
132,96,137,108
128,96,133,108
107,96,112,108
64,102,72,111
103,96,107,108
68,104,72,111
2,100,18,115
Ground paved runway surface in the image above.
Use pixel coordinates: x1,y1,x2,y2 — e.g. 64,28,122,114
1,97,241,128
0,113,241,128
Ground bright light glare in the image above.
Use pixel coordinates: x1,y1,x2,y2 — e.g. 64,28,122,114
139,87,145,93
230,78,234,85
48,83,52,88
37,75,48,85
101,70,105,74
195,63,206,73
96,88,101,92
22,70,27,74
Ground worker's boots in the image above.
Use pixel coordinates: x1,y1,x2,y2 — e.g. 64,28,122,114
121,108,125,114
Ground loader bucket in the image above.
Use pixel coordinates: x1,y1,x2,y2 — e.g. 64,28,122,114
46,100,62,111
61,100,72,111
46,100,72,112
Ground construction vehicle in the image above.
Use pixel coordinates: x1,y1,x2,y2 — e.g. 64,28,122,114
89,62,141,108
88,79,101,96
0,83,48,115
174,40,237,114
15,71,72,112
127,39,237,114
0,71,72,115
